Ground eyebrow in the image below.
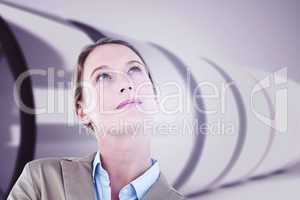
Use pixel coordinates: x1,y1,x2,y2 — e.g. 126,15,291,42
90,65,109,78
126,60,144,66
90,60,144,78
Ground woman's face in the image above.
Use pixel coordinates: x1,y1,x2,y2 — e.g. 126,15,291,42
78,43,158,137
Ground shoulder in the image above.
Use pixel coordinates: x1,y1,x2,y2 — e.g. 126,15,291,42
168,186,187,200
8,152,96,200
144,171,187,200
25,152,96,173
25,157,62,170
25,156,73,170
159,172,186,199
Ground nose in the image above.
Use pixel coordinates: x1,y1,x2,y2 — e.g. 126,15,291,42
120,86,133,93
118,73,135,94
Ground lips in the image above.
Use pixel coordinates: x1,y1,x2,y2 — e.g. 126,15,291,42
116,98,142,110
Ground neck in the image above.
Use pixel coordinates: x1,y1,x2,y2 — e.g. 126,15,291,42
97,134,152,196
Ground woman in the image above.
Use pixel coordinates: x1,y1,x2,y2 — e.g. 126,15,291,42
8,37,186,200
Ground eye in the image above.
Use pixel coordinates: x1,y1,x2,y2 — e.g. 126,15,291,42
128,66,142,74
96,72,112,82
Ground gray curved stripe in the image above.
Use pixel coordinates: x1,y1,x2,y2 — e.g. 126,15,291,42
68,20,106,41
186,58,248,198
149,43,207,190
0,1,71,27
0,15,37,198
0,188,4,199
242,76,276,178
201,168,288,196
199,75,276,196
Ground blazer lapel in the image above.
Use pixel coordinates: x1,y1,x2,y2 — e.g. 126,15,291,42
61,152,184,200
143,172,180,200
61,152,97,200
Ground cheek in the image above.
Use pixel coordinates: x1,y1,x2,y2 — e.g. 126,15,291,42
135,76,156,97
89,87,117,126
135,79,158,113
94,85,117,112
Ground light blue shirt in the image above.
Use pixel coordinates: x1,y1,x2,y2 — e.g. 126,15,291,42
92,151,160,200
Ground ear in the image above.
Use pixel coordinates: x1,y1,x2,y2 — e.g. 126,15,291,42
76,100,90,124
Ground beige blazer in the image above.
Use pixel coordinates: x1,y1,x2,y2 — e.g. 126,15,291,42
7,152,186,200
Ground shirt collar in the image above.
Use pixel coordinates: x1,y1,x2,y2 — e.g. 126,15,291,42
130,158,159,199
92,151,160,199
92,151,101,182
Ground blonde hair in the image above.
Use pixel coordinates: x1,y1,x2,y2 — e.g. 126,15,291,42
73,37,157,133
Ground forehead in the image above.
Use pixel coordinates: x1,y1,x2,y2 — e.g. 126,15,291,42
83,43,143,75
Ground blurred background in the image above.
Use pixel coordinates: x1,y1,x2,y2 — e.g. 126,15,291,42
0,0,299,199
